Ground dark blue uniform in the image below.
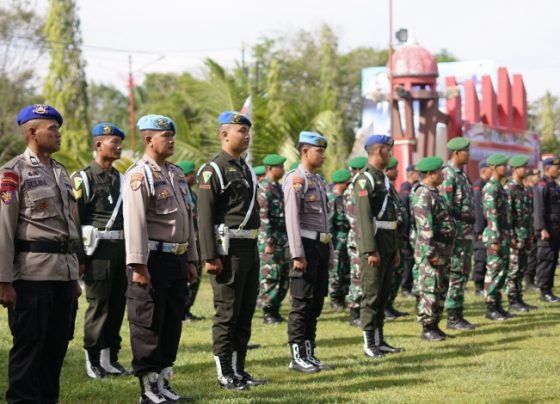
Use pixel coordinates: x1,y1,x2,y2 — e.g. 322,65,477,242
398,181,415,294
533,175,560,296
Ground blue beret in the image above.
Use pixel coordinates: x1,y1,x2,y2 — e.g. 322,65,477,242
17,104,63,127
364,134,394,150
298,131,328,148
543,157,560,166
218,111,252,128
137,114,176,133
406,164,416,172
92,123,125,140
478,160,488,169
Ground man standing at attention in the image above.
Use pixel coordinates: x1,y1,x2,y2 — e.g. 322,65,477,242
124,114,198,403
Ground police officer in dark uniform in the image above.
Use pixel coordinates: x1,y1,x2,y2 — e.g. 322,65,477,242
0,104,82,403
355,134,404,358
533,157,560,302
398,164,419,297
72,123,128,379
177,160,204,322
284,131,334,373
197,111,265,390
472,160,492,295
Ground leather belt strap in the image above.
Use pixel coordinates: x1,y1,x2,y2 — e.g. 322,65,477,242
15,240,80,254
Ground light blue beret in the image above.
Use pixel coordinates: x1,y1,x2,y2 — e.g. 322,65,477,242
137,114,176,133
298,131,328,148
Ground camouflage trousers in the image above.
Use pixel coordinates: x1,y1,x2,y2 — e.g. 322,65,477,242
504,244,528,298
445,237,473,310
328,239,350,301
258,246,290,311
484,243,510,303
416,254,450,325
345,245,362,309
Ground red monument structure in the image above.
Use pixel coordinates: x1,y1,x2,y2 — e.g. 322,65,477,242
385,42,537,184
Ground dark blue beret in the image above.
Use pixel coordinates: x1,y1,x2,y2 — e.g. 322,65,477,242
17,104,63,127
92,123,125,140
479,160,488,169
364,134,394,150
543,157,560,166
406,164,416,172
218,111,252,128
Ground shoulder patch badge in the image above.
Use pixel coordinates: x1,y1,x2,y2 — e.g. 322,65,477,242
358,179,367,190
1,191,15,204
202,171,213,184
130,173,144,191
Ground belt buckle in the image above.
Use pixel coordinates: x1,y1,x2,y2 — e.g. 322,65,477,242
320,233,332,244
251,230,258,239
176,244,187,255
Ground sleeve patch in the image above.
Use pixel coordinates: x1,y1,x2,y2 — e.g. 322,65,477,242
293,183,303,191
358,190,368,197
130,173,144,191
1,190,15,204
202,171,213,183
446,186,453,193
0,172,19,191
199,184,211,190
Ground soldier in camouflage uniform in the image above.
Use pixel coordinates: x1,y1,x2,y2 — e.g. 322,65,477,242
503,156,537,312
482,154,513,320
384,157,409,319
327,169,352,311
345,156,368,326
438,137,476,330
257,154,289,325
411,157,456,341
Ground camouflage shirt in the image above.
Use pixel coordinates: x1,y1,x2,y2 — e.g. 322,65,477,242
439,162,474,239
411,183,457,258
257,176,287,248
482,177,512,247
504,178,531,245
328,187,350,243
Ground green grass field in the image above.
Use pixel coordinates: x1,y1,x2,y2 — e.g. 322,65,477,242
1,276,559,403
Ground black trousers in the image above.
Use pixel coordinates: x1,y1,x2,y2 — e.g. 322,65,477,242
360,253,395,331
210,239,259,356
525,240,537,282
127,252,187,376
400,243,414,292
536,228,560,292
472,239,487,287
7,281,76,404
287,238,329,345
83,240,127,356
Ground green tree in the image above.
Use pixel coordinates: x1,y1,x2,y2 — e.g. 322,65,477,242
533,92,560,155
43,0,90,171
0,0,45,164
434,48,458,63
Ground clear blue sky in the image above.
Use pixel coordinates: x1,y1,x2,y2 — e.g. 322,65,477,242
35,0,559,101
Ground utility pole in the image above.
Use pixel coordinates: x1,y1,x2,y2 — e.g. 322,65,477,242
128,54,137,154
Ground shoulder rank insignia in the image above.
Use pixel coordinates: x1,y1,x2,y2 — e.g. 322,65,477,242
202,171,213,183
359,179,367,190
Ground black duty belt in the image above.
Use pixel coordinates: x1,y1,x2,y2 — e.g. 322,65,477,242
15,240,80,255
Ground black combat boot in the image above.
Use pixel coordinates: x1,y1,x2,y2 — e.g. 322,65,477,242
330,298,345,312
363,330,385,358
540,290,560,303
232,351,267,386
263,306,281,325
524,275,538,291
288,343,320,373
447,308,476,330
485,302,508,321
374,326,404,353
138,372,168,404
421,323,445,341
214,354,249,390
508,294,529,312
496,296,512,318
349,307,361,327
84,349,107,379
158,367,192,402
273,306,285,322
517,292,538,310
304,340,334,370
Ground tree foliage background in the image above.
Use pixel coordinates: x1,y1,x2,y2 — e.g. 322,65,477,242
1,0,558,174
